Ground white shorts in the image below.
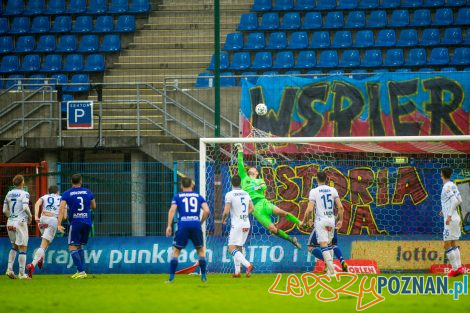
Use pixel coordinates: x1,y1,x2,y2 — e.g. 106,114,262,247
315,219,335,244
7,220,29,247
443,217,461,241
39,216,58,242
228,225,250,246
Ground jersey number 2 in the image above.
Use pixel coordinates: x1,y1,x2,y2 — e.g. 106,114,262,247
182,197,198,213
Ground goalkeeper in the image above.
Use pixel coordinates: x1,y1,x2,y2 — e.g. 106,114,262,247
236,143,301,249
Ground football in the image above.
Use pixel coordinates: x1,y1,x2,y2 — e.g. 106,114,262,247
255,103,268,116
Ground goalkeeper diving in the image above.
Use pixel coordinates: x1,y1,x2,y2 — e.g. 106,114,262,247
236,143,302,249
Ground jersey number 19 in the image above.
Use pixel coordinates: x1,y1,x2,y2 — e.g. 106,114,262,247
182,197,198,213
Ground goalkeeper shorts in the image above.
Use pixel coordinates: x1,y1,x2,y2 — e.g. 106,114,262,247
253,199,275,229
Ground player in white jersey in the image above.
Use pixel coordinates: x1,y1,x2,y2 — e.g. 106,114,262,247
440,168,464,277
3,175,32,280
300,171,344,277
222,175,254,278
26,185,64,278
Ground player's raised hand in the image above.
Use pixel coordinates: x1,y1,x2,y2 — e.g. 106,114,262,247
445,216,452,225
58,225,65,234
235,143,243,152
336,220,342,230
166,226,172,237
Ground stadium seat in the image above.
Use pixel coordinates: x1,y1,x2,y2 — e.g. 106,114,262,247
380,0,400,8
361,49,382,67
100,34,121,52
395,68,411,72
0,55,20,73
358,0,379,8
14,36,35,53
220,72,236,87
73,15,93,33
129,0,150,13
447,0,466,6
423,0,443,6
116,15,135,32
93,16,114,33
418,67,435,72
64,74,90,93
273,51,294,69
24,0,45,15
389,10,409,27
420,28,440,46
325,11,344,28
332,30,352,48
433,8,453,25
354,30,374,47
56,35,77,52
346,11,365,28
45,0,66,15
195,72,213,88
285,70,301,75
339,49,360,67
84,54,105,72
328,69,344,75
26,74,47,90
406,48,427,66
280,12,301,30
87,0,107,14
338,0,358,9
240,71,258,85
384,49,404,66
238,13,258,31
263,71,279,76
397,29,418,46
5,0,24,16
251,52,272,70
402,0,422,7
224,33,244,51
20,54,40,72
68,0,87,14
0,37,14,54
294,0,316,10
252,0,272,12
287,31,308,49
266,32,287,49
428,47,449,65
229,52,251,70
455,8,470,25
310,31,330,48
245,32,266,50
376,29,396,47
273,0,294,11
63,54,84,72
60,93,74,109
259,13,279,30
5,75,24,89
318,50,338,68
451,47,470,65
109,0,129,14
440,67,457,71
207,52,229,70
411,9,431,26
294,50,316,69
35,35,56,52
442,28,463,45
0,18,9,35
367,10,386,28
317,0,336,10
40,54,62,72
78,35,99,52
51,15,72,33
302,12,322,29
31,16,50,33
10,17,30,34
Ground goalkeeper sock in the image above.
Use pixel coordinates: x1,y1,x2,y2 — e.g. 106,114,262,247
32,247,45,267
71,250,84,272
8,248,18,271
321,247,335,274
18,252,26,275
333,246,345,264
169,258,178,280
312,247,324,260
199,258,207,276
285,213,301,225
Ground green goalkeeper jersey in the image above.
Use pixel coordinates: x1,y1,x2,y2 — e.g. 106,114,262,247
237,151,267,204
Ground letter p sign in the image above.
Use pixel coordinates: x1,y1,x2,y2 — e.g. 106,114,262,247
67,101,93,129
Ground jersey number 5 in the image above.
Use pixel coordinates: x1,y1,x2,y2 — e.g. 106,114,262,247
182,197,198,213
240,197,247,213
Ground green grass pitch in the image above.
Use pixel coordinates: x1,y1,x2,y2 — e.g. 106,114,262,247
1,274,468,313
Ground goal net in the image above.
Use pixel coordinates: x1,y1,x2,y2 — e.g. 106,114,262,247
200,136,470,274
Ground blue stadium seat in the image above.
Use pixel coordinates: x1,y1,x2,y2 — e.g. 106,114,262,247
380,0,400,8
332,30,352,48
20,54,40,72
207,52,229,70
78,35,99,52
294,0,316,10
317,0,336,10
0,37,14,54
447,0,466,6
31,16,50,33
361,49,382,67
195,72,213,88
440,67,457,71
0,19,9,35
294,50,316,69
428,47,449,65
93,16,114,33
433,8,453,25
5,0,24,16
63,54,83,72
384,49,404,66
56,35,77,52
397,29,418,46
325,12,344,28
224,33,244,51
285,70,301,75
318,50,338,68
376,29,396,47
5,75,24,89
259,13,279,30
263,71,279,76
220,72,237,87
266,32,287,49
116,15,135,32
26,74,46,90
354,30,374,47
346,11,365,28
288,31,308,49
245,32,266,50
45,0,66,15
10,17,30,34
310,31,330,48
251,52,272,70
68,0,87,14
84,54,105,72
420,28,440,46
238,13,258,31
367,10,386,28
273,51,294,69
252,0,272,12
129,0,150,14
302,12,322,29
240,72,258,85
395,68,411,72
358,0,379,8
442,28,463,45
465,31,470,44
418,67,435,72
424,0,443,6
87,0,107,14
35,35,56,52
328,69,344,75
14,36,35,53
411,9,431,26
273,0,294,11
280,12,301,30
389,10,409,27
338,0,358,9
339,49,360,67
0,55,20,73
455,8,470,25
24,0,45,16
64,74,90,93
230,52,251,70
100,34,121,52
402,0,422,7
73,15,93,33
60,93,74,109
451,47,470,65
51,16,72,33
406,48,427,66
109,0,128,14
40,54,62,72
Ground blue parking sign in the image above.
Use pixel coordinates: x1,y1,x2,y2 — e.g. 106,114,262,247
67,101,93,129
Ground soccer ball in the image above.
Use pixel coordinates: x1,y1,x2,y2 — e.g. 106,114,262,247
255,103,268,116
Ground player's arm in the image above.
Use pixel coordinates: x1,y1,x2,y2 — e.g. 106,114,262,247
221,203,231,225
90,199,96,210
300,201,315,229
253,179,267,191
335,198,344,229
3,199,10,218
166,204,177,237
445,186,462,225
57,200,67,233
236,143,248,180
200,202,210,224
248,200,254,214
34,198,43,222
23,195,32,224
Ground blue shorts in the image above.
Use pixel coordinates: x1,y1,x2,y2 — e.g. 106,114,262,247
68,223,91,246
308,229,338,247
173,225,203,250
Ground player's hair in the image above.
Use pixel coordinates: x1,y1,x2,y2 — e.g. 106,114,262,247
12,175,24,187
181,176,193,188
71,174,82,185
441,168,452,179
317,171,327,183
49,185,59,194
231,175,241,187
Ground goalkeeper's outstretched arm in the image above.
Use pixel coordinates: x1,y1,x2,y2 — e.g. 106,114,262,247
236,143,248,180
